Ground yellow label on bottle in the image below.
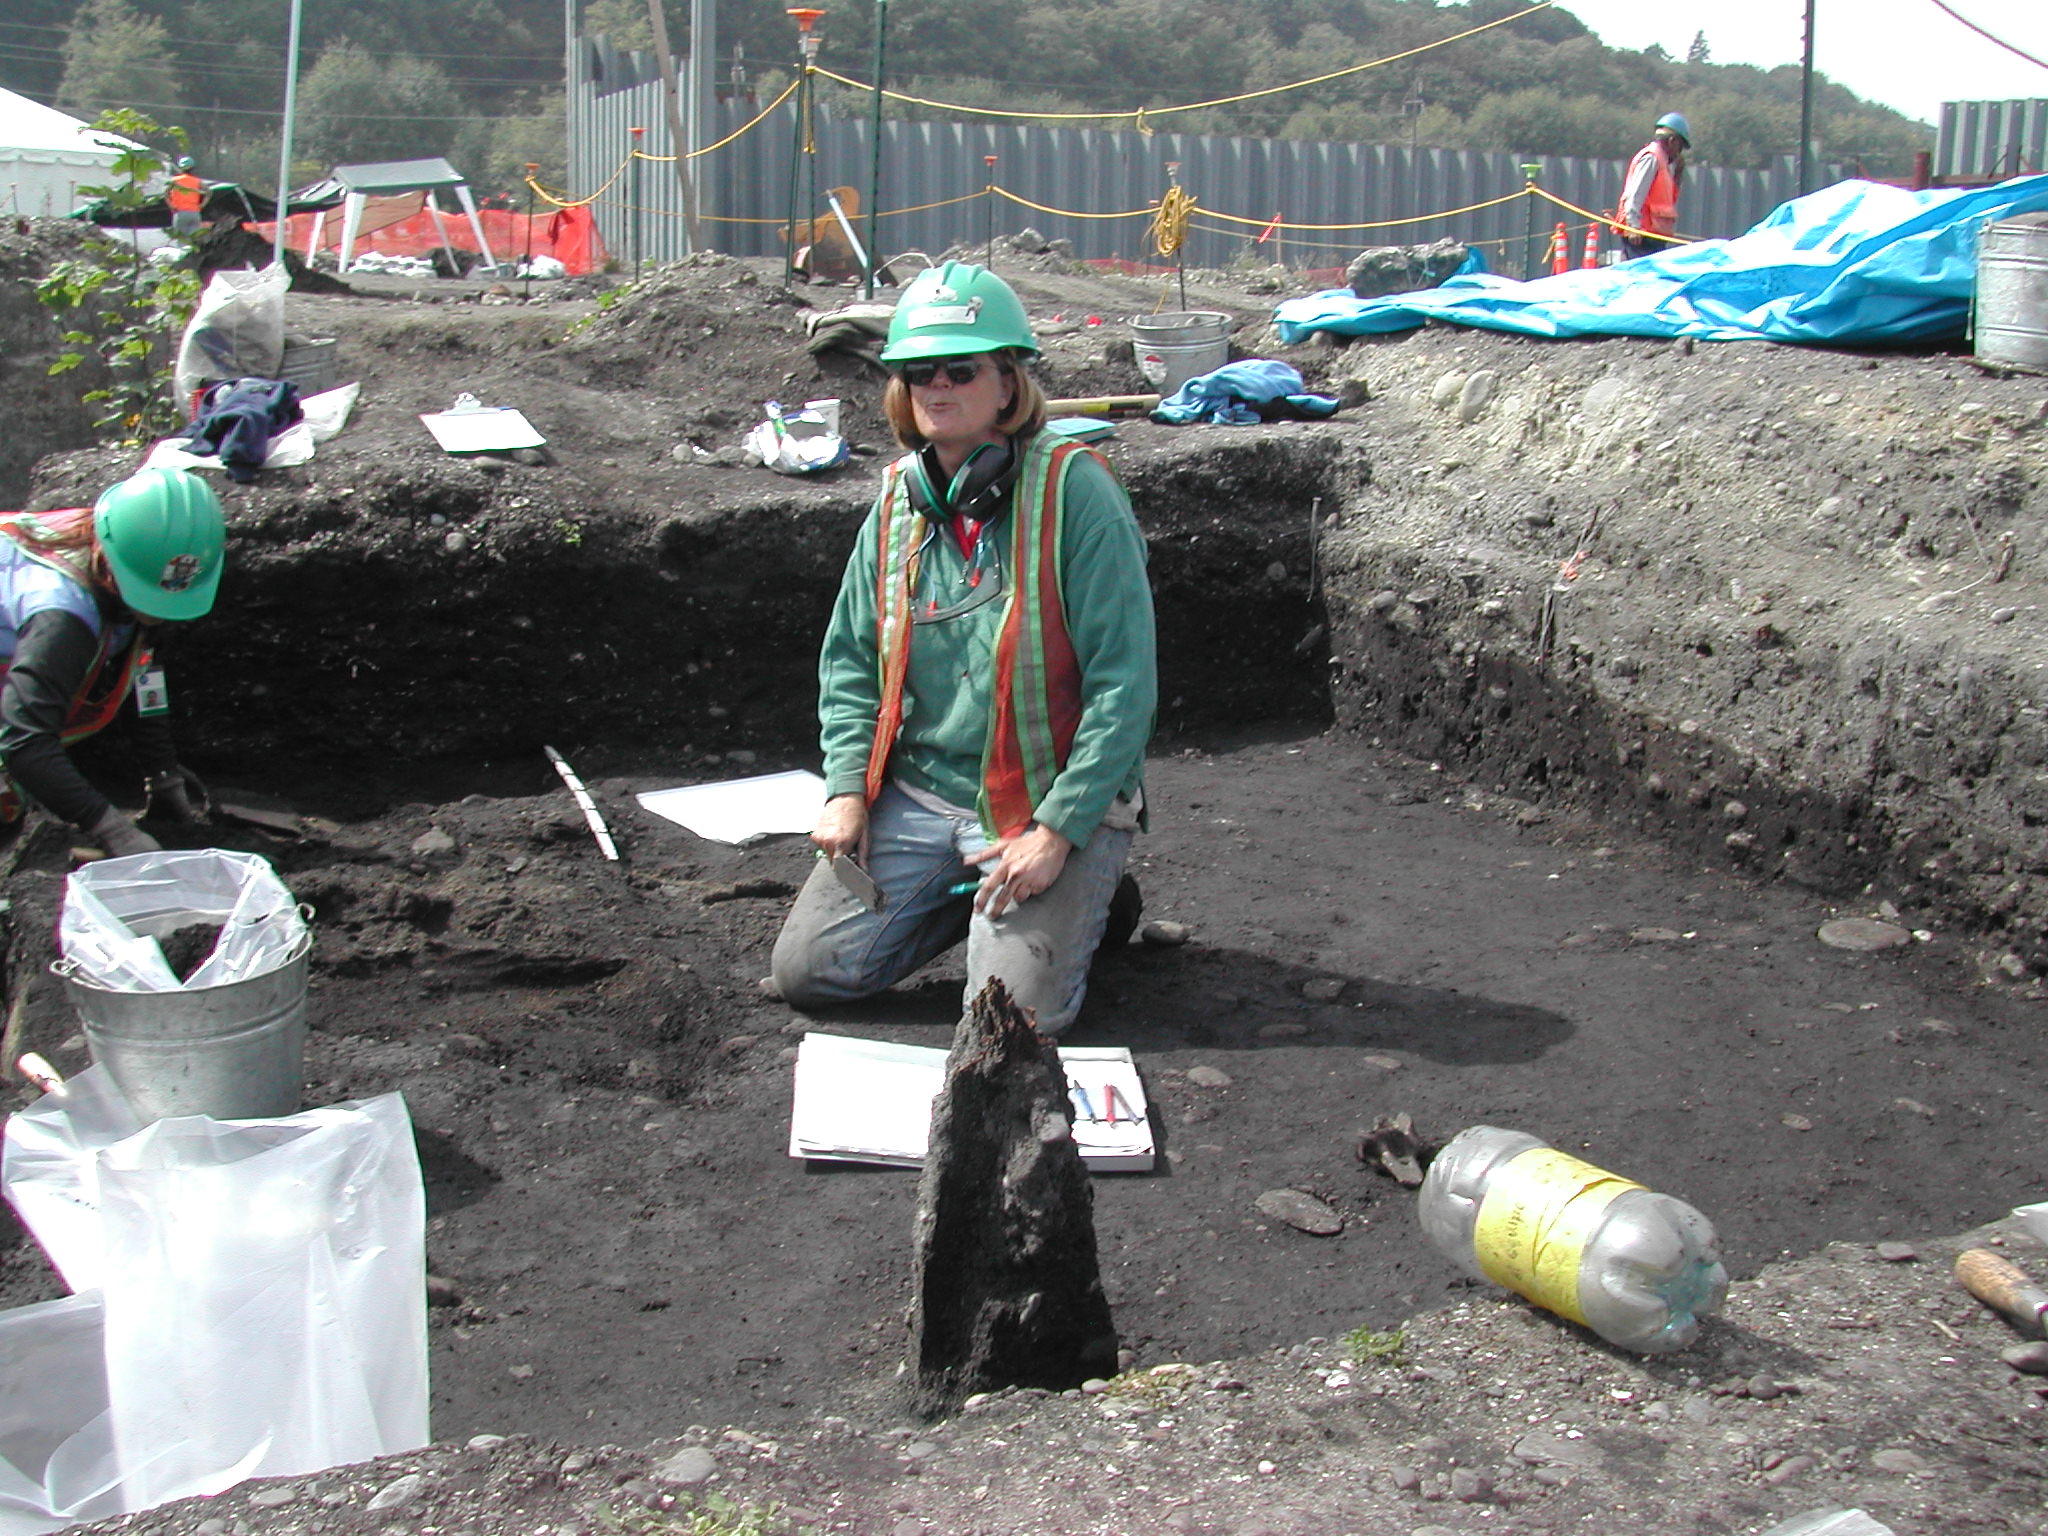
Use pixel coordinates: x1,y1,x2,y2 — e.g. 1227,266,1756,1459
1470,1147,1644,1325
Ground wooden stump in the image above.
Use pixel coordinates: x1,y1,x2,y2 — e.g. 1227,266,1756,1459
908,978,1117,1416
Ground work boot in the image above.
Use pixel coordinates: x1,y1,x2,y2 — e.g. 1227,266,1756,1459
1102,874,1143,953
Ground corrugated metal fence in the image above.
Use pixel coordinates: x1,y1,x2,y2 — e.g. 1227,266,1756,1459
1937,100,2048,182
571,45,1810,274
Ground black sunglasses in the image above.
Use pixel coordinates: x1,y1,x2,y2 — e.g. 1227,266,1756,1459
898,358,990,387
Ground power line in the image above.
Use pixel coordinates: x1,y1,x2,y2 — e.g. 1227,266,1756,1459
0,17,561,68
3,85,557,125
1921,0,2048,71
0,38,558,89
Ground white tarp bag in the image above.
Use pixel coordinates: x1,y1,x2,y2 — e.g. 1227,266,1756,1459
58,848,308,993
742,399,849,475
0,1070,428,1533
174,263,289,400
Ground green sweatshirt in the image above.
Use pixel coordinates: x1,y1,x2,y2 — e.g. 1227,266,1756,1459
817,445,1155,848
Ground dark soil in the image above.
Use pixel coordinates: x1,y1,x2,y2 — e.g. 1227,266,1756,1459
157,920,224,982
1,225,2046,1534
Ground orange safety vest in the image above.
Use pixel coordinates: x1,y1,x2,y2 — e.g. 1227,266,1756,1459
0,510,150,746
167,173,204,214
1617,142,1681,239
865,434,1095,839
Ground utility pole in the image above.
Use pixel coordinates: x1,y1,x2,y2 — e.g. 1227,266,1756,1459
644,0,704,252
864,0,889,298
564,0,577,203
271,0,302,268
1798,0,1817,196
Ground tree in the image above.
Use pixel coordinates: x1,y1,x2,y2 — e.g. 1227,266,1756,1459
297,41,459,167
56,0,184,120
1687,31,1711,65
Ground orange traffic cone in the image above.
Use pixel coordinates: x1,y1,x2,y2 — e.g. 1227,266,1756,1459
1581,222,1601,269
1549,222,1569,276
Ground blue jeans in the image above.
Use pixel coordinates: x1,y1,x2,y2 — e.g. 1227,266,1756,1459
770,783,1134,1035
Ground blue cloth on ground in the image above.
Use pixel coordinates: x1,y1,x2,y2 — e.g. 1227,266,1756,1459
182,377,303,482
1272,173,2048,348
1150,360,1340,425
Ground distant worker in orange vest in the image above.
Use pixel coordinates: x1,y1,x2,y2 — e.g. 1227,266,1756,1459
1614,112,1689,260
167,156,205,238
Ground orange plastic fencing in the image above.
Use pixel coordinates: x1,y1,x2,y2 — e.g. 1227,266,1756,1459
250,201,608,276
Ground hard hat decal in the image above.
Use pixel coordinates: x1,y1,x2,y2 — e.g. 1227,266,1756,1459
910,297,983,329
158,554,202,592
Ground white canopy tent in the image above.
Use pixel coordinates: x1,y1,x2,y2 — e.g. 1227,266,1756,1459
329,157,497,274
0,86,138,218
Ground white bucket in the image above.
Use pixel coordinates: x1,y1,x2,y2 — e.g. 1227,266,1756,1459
1131,311,1231,393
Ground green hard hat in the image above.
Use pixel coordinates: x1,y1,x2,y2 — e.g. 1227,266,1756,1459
880,261,1038,363
1656,112,1692,145
93,468,226,621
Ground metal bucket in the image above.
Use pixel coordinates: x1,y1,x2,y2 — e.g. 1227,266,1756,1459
1977,213,2048,373
1131,311,1231,393
57,932,312,1122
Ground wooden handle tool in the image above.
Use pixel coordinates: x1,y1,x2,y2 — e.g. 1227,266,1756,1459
1955,1248,2048,1336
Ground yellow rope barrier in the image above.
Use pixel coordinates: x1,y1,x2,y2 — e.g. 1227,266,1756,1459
1530,185,1700,246
1201,188,1531,232
626,79,801,161
810,1,1555,126
991,186,1152,221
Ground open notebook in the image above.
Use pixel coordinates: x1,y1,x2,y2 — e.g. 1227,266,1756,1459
789,1031,1155,1173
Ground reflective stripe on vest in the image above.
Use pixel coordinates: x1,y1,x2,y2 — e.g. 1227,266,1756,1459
866,433,1092,838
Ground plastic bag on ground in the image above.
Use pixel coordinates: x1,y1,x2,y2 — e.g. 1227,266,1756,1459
174,264,288,400
0,1069,428,1531
743,400,849,475
58,849,308,993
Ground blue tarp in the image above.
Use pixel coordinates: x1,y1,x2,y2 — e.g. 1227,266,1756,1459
1272,173,2048,348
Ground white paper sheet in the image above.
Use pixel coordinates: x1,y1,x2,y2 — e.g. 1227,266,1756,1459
635,770,827,844
788,1031,1155,1173
418,405,545,453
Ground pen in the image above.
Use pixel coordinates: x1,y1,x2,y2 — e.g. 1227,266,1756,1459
948,878,980,895
1071,1085,1096,1121
1103,1084,1117,1126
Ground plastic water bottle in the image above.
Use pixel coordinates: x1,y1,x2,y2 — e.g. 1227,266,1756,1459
1417,1125,1728,1353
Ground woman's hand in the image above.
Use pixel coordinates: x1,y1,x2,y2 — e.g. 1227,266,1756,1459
810,793,869,862
968,824,1071,918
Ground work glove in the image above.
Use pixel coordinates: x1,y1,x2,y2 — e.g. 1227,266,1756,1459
84,805,162,859
145,765,211,824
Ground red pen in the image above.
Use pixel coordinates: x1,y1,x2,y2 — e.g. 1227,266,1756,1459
1103,1084,1120,1126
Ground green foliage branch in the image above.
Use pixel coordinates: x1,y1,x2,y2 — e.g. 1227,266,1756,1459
28,109,202,443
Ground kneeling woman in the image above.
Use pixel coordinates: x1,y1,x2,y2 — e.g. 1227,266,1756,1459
0,468,225,855
772,262,1155,1035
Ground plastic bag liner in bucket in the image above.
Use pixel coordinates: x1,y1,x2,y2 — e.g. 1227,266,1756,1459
1131,311,1231,393
55,850,313,1123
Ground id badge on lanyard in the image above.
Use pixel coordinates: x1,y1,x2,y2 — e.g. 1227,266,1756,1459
133,663,169,717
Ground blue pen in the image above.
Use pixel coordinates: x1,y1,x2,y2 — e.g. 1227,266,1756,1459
1070,1085,1096,1121
948,878,981,895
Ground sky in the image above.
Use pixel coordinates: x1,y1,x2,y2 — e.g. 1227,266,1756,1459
1555,0,2047,125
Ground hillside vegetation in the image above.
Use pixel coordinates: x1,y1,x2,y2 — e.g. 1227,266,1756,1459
3,0,1931,198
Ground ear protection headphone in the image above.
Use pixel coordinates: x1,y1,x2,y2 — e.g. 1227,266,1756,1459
905,438,1023,523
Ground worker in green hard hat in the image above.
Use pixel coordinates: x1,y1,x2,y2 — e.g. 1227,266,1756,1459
0,467,226,857
1614,111,1690,260
771,261,1156,1037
